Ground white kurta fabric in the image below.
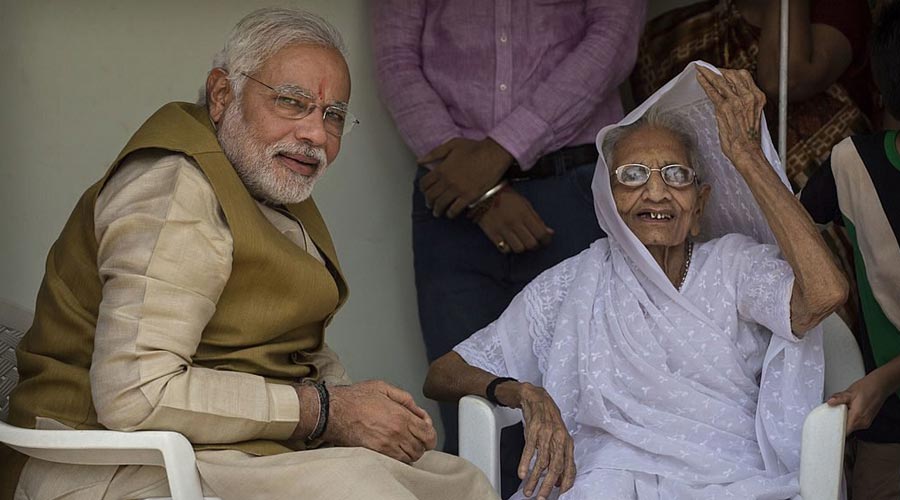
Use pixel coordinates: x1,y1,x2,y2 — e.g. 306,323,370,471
455,61,825,499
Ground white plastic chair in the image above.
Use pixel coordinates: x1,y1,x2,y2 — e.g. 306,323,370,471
0,299,220,500
459,313,866,499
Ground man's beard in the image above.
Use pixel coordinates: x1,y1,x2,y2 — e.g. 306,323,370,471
216,103,328,205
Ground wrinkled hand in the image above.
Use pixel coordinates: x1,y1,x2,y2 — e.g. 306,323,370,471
323,380,437,463
472,187,553,254
827,371,893,434
504,383,575,499
696,66,767,164
419,137,514,219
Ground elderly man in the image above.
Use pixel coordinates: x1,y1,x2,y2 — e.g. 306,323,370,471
1,8,496,500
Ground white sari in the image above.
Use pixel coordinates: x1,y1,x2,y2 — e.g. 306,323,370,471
454,62,825,500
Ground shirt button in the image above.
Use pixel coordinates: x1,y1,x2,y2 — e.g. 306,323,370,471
499,83,508,91
500,33,508,43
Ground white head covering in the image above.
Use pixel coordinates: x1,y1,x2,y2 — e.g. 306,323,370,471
578,59,824,489
456,61,825,499
593,60,786,309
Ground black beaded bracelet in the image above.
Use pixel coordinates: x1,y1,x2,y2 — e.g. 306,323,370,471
485,377,517,407
303,380,329,442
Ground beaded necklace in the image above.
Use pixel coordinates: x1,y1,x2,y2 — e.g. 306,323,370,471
676,240,693,291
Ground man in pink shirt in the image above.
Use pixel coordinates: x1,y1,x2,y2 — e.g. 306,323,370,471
372,2,645,496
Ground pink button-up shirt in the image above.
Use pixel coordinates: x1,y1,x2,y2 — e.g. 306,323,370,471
372,0,646,169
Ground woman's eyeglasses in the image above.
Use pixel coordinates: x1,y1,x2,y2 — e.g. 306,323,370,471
613,163,698,188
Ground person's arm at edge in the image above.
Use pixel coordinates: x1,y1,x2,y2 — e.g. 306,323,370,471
488,0,647,168
828,355,900,433
755,0,853,102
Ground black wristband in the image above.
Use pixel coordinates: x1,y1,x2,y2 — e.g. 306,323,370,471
485,377,517,407
304,380,329,442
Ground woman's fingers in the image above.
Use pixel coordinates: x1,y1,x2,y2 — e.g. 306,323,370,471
697,74,726,108
730,69,753,89
523,436,551,497
559,436,577,493
722,69,747,91
535,434,567,500
696,68,725,102
518,427,538,480
698,67,734,97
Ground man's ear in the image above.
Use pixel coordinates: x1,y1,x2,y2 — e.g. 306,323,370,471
206,68,233,124
690,183,712,237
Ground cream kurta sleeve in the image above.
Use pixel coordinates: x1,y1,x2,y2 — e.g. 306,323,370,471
89,150,300,443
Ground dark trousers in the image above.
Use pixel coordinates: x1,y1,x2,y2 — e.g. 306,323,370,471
412,162,604,498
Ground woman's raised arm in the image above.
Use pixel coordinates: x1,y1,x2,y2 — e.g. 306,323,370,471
697,66,849,336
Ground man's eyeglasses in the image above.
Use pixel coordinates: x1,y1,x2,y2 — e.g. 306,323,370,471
613,163,699,188
241,72,359,137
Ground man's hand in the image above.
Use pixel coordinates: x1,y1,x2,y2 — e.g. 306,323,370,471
473,187,553,254
419,137,514,219
322,380,437,463
497,382,575,499
827,369,895,434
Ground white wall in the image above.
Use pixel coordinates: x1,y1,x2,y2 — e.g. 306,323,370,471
0,0,697,444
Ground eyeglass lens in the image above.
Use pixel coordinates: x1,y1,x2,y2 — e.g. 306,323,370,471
242,73,357,136
616,164,695,187
272,94,355,136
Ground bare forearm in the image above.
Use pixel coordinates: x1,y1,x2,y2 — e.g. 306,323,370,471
423,351,500,403
756,1,852,101
872,356,900,397
734,151,848,332
757,0,813,97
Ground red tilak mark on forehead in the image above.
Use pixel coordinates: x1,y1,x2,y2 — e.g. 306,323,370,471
317,78,326,100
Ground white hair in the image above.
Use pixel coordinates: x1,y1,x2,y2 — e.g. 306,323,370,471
199,8,346,104
601,108,702,178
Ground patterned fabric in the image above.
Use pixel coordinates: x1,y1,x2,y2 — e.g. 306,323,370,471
630,0,874,334
455,62,826,498
631,0,874,188
0,325,25,422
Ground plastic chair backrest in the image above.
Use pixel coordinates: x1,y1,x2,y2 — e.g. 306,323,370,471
821,314,866,396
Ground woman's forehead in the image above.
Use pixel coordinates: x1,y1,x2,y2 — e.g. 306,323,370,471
612,126,690,165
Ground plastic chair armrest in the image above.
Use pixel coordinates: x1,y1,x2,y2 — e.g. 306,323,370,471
458,395,522,493
0,421,205,500
799,403,847,500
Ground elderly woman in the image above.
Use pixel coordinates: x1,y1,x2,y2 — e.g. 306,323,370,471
424,63,848,499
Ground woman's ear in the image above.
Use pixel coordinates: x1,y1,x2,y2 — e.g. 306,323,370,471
690,184,712,237
206,68,233,124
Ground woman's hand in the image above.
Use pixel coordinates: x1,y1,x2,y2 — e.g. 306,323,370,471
697,64,848,335
509,383,576,499
696,66,768,165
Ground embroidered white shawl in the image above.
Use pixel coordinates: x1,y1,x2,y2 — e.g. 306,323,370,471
455,62,825,499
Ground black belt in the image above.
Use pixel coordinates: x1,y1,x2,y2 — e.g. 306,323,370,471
505,144,599,180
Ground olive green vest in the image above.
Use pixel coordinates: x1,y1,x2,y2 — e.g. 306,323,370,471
2,103,348,496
